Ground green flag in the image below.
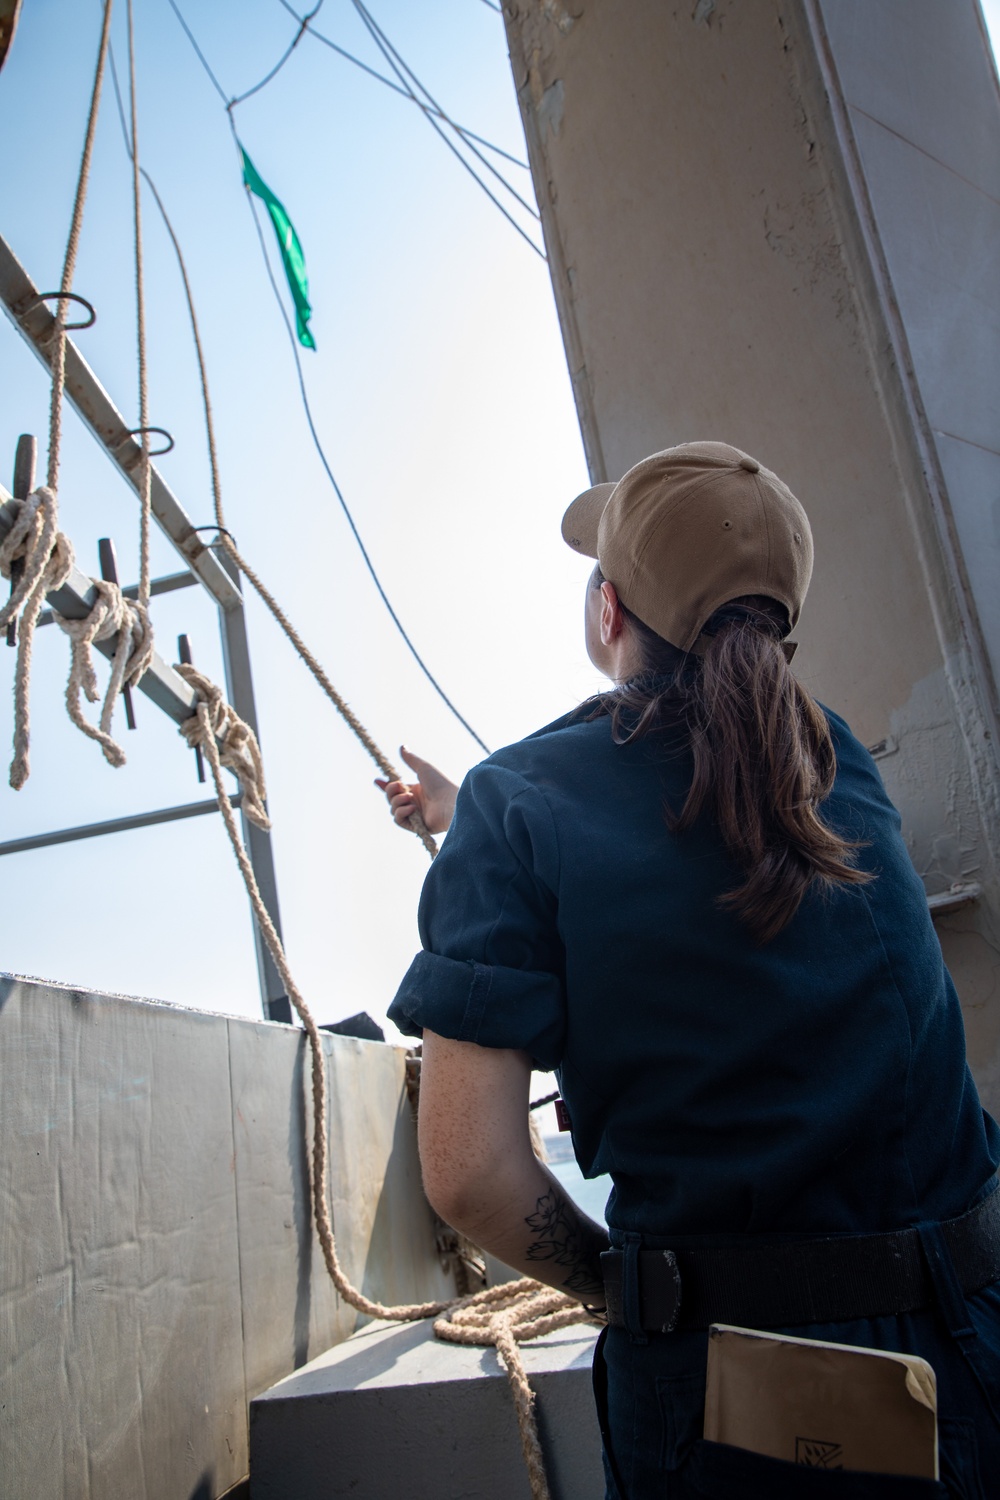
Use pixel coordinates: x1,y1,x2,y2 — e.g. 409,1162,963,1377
240,144,316,351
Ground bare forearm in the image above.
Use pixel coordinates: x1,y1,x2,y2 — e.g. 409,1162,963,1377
417,1032,609,1306
440,1156,609,1305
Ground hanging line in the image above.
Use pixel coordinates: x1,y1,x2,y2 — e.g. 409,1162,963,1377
47,0,114,495
126,0,153,619
351,0,540,223
276,0,529,170
349,0,545,259
105,49,452,844
239,174,492,756
227,0,325,110
161,4,492,755
166,0,540,257
1,0,113,788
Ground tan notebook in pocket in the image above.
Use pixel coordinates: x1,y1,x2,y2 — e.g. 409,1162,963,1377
703,1324,938,1479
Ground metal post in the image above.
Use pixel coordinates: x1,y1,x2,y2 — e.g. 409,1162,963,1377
216,547,292,1025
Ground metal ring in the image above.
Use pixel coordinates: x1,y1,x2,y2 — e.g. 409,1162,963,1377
24,291,97,330
127,426,175,457
191,525,238,547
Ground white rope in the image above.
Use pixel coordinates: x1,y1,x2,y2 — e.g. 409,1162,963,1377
176,666,597,1500
53,578,154,768
0,489,74,787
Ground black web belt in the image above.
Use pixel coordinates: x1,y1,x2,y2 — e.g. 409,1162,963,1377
601,1186,1000,1333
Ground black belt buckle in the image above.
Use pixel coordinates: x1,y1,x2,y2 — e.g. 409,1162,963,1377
650,1248,683,1333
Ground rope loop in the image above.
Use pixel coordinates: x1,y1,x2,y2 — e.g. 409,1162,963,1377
25,291,97,331
0,488,75,788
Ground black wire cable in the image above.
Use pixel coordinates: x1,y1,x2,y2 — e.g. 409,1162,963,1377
352,0,540,224
165,0,229,104
276,0,529,170
228,0,324,109
133,20,492,753
236,160,491,754
350,1,545,258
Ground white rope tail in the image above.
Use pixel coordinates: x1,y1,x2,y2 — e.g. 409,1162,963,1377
0,488,74,788
54,584,154,768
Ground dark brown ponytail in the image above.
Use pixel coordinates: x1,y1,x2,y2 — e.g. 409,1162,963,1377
591,572,871,943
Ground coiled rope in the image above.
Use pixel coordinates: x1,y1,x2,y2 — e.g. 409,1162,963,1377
177,663,597,1500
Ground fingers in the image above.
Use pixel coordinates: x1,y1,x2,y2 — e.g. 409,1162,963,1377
389,792,419,826
375,774,422,827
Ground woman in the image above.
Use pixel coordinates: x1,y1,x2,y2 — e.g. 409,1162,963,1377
382,442,1000,1498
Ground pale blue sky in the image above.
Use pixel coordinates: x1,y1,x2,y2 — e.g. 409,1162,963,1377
1,2,998,1042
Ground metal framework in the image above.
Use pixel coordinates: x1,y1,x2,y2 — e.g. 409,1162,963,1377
0,232,291,1023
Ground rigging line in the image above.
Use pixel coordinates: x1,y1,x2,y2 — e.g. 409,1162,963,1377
106,57,461,813
126,0,152,611
228,0,325,111
351,0,540,222
48,0,115,495
168,0,537,253
164,0,229,105
350,4,545,259
480,0,503,11
110,44,227,529
145,14,492,751
276,0,529,170
236,147,491,754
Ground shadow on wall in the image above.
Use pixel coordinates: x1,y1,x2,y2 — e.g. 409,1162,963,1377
190,1473,249,1500
288,1037,312,1371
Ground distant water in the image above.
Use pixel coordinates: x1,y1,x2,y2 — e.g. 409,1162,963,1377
548,1154,612,1225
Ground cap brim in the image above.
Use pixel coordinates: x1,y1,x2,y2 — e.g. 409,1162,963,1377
561,483,616,559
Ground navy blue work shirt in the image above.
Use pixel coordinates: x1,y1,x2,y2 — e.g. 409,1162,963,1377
388,702,1000,1237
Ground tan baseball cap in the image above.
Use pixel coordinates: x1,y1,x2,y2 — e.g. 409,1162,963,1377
561,440,813,651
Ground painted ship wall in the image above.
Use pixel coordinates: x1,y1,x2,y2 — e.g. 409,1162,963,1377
503,0,1000,1108
0,975,453,1500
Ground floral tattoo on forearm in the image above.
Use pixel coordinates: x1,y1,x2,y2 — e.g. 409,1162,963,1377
524,1186,607,1300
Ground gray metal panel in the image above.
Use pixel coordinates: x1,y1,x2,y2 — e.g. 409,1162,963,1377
934,432,1000,677
0,233,241,611
249,1318,603,1500
229,1023,455,1401
814,0,1000,729
0,978,457,1500
0,976,248,1500
817,0,1000,199
845,109,1000,459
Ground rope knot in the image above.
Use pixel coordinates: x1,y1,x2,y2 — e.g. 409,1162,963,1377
175,661,270,830
52,578,156,770
1,488,76,788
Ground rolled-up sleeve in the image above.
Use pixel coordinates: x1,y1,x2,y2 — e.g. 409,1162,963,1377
388,761,565,1070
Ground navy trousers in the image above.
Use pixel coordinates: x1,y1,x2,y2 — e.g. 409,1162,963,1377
592,1260,1000,1498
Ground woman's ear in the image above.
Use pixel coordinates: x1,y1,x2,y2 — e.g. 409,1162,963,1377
600,581,626,646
